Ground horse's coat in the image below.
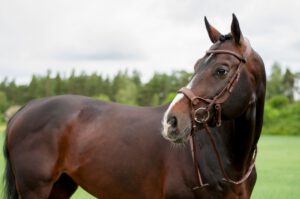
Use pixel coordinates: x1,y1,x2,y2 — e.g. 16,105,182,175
4,15,266,199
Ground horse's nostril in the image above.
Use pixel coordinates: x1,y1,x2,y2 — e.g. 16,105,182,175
167,116,177,128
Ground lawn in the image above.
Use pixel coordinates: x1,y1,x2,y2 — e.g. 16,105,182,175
0,125,299,198
252,136,300,199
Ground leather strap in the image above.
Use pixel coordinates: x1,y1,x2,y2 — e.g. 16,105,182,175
207,49,246,63
178,48,257,189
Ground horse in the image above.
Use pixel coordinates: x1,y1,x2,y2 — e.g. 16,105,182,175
3,14,266,199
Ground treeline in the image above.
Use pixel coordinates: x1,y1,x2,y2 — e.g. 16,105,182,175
0,69,191,113
0,63,299,135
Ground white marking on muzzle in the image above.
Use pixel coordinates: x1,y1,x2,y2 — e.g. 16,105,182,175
162,93,185,138
161,76,196,138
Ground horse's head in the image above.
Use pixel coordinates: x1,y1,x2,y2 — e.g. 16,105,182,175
162,14,265,143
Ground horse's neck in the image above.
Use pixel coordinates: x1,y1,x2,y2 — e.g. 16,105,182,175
227,101,258,172
195,102,258,183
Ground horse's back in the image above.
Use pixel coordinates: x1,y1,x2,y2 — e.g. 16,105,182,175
7,95,91,131
7,94,164,143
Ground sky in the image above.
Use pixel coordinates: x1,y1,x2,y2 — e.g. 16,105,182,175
0,0,300,84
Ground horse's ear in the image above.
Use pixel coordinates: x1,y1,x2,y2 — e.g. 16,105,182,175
205,16,221,43
231,14,244,45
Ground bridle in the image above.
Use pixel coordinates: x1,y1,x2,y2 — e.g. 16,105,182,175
179,49,246,128
178,47,257,190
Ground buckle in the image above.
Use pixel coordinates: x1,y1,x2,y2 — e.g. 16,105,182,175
194,107,210,123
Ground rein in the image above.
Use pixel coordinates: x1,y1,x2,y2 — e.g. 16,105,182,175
178,49,257,190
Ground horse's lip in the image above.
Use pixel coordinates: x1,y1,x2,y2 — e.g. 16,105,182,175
162,124,192,143
173,137,187,143
166,132,191,144
174,127,192,143
162,133,183,143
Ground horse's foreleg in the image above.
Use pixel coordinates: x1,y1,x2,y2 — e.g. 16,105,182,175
17,186,53,199
11,150,60,199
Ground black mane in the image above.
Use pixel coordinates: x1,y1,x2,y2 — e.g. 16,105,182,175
219,34,232,42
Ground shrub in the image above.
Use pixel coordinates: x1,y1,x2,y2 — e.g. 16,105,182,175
262,100,300,135
268,95,289,109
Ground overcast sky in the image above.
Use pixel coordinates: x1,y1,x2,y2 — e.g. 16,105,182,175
1,0,299,84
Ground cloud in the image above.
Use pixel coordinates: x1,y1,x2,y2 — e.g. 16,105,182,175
55,50,143,61
0,0,299,84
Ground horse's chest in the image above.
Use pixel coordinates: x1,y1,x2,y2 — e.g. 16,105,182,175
163,179,198,199
164,182,249,199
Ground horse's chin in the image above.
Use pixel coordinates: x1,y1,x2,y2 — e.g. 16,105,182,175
162,126,192,144
172,136,190,144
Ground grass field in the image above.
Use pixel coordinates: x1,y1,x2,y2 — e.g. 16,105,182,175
0,125,299,199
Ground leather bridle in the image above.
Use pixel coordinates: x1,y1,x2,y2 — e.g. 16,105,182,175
179,49,246,128
178,48,257,190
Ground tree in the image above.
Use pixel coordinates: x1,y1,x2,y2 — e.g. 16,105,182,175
45,70,54,96
266,62,283,99
282,68,295,102
115,79,138,105
0,91,8,112
138,73,171,105
266,63,297,102
111,71,138,105
54,73,63,95
28,75,40,99
6,80,18,104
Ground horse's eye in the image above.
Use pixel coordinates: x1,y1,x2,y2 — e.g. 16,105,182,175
216,67,229,77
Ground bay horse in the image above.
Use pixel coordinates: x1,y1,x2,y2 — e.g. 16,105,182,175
3,14,265,199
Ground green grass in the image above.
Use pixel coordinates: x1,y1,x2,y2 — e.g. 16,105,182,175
0,124,299,198
252,136,300,199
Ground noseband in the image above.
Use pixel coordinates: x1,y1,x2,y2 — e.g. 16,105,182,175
178,49,257,189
